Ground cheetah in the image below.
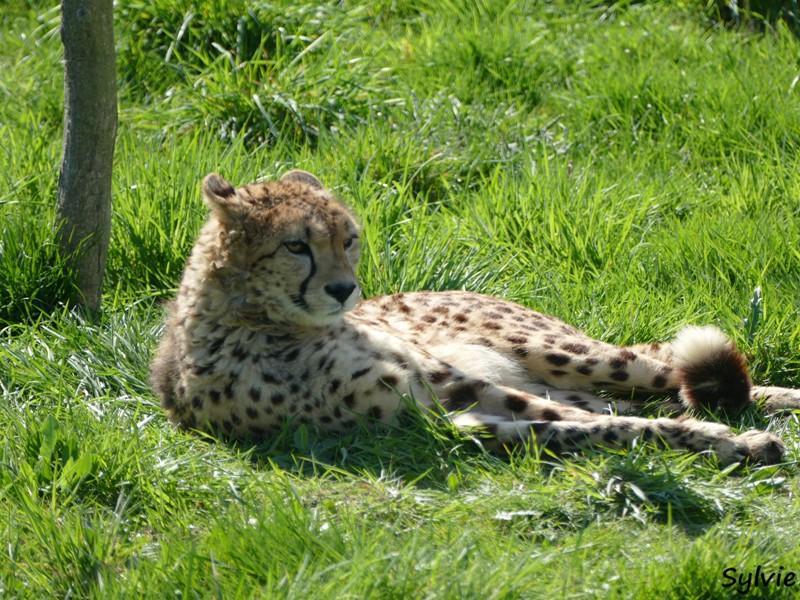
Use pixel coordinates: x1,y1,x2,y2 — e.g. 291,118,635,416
151,170,800,466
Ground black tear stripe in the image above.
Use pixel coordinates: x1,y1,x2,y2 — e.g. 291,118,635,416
297,249,316,310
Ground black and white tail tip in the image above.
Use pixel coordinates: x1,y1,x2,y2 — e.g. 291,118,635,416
673,326,752,416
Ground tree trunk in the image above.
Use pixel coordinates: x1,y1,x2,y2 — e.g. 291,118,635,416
56,0,117,312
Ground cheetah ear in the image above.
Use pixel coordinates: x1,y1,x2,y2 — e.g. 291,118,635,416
280,169,323,189
202,173,246,222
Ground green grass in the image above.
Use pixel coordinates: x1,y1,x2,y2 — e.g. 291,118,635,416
2,0,800,596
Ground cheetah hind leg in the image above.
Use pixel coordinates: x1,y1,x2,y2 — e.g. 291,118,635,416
751,386,800,414
450,411,785,466
519,384,684,417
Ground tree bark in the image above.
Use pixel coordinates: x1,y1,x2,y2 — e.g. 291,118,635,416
56,0,117,312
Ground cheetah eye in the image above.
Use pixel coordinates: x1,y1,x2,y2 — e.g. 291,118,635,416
343,236,358,250
284,240,309,255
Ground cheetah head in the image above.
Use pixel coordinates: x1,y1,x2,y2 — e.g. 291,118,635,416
201,170,361,328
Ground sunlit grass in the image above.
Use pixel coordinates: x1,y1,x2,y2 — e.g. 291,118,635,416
2,0,800,597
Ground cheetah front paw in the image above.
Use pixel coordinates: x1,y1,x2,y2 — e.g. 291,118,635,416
732,430,785,465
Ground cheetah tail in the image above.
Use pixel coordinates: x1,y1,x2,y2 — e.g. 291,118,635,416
672,325,752,416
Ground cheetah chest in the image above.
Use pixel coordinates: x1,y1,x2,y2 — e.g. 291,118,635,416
178,324,411,437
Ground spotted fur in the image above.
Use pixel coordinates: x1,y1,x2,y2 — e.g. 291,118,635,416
151,171,800,466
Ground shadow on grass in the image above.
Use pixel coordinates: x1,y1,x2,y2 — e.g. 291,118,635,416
227,401,498,489
594,0,799,36
215,398,793,537
0,222,77,325
709,0,800,35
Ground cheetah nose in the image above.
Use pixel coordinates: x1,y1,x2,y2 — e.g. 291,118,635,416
325,281,356,304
